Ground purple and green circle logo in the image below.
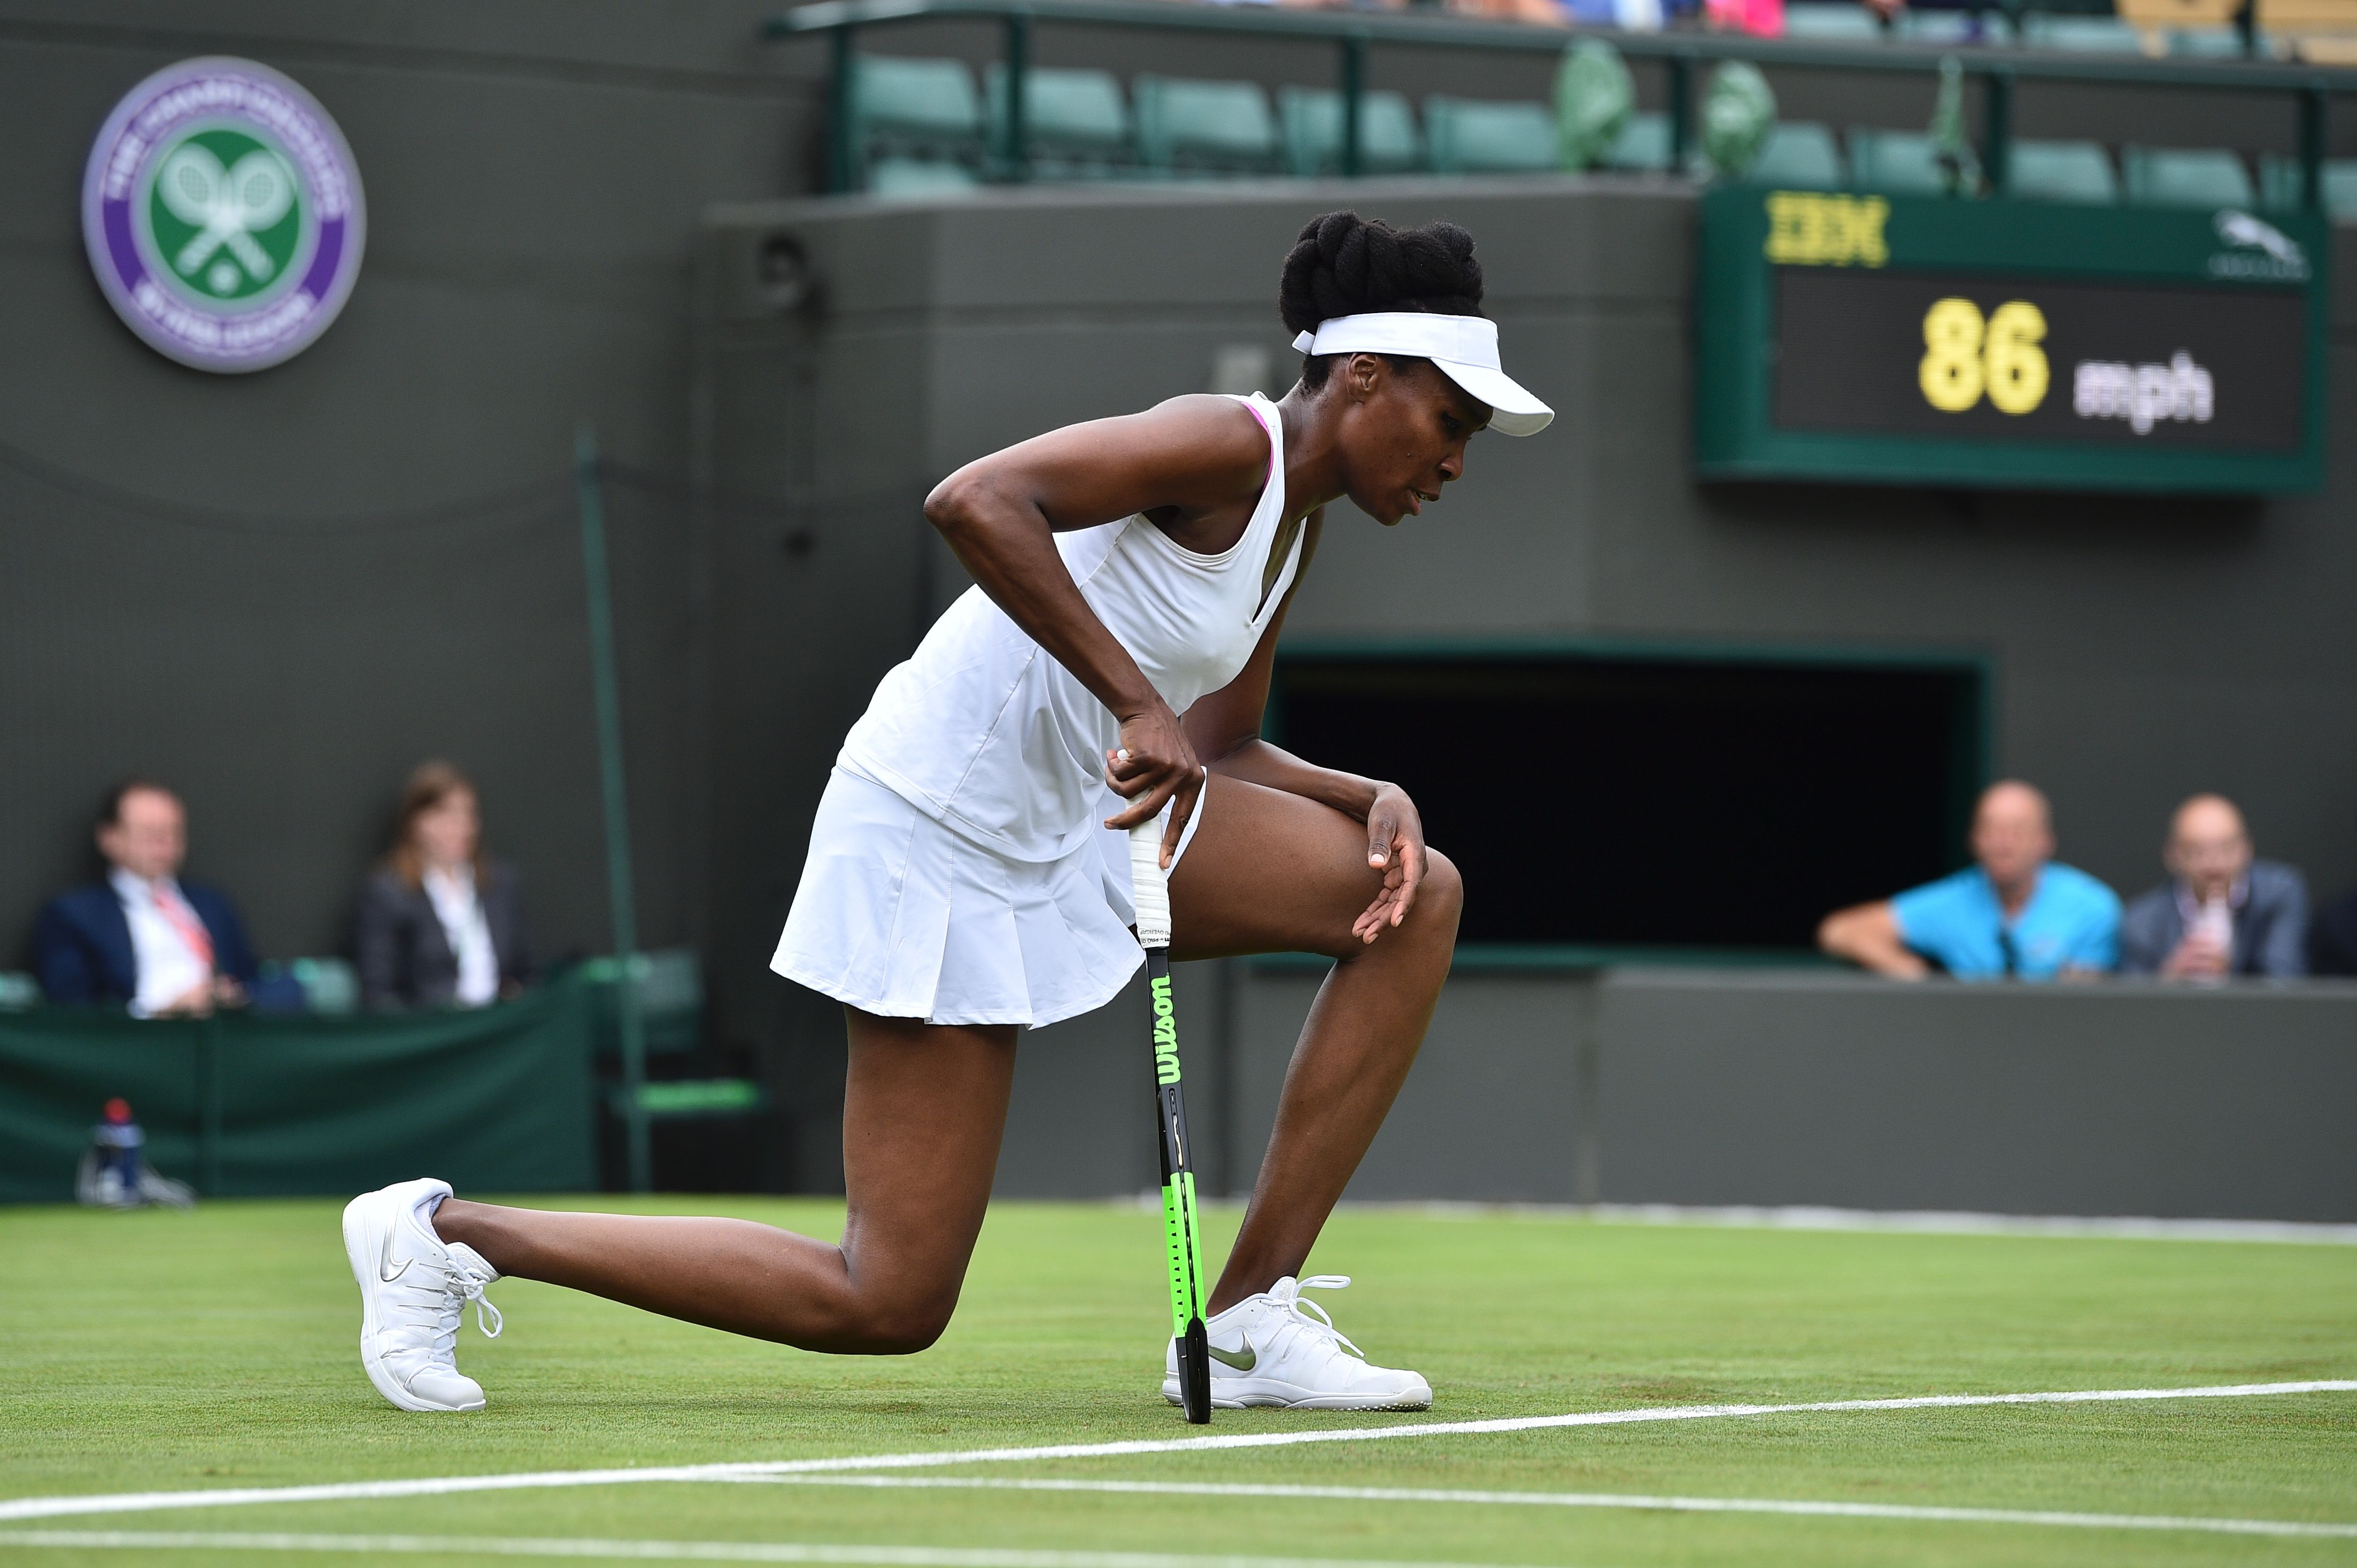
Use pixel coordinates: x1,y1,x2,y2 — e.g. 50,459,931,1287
82,58,365,374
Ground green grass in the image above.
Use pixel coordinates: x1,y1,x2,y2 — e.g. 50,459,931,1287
2,1197,2353,1566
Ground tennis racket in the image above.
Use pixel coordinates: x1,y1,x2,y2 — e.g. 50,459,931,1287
1130,816,1211,1424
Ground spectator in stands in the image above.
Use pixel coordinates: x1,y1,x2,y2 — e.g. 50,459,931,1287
1705,0,1783,37
353,762,531,1010
1818,779,2120,980
32,780,264,1015
2119,794,2306,980
1447,0,1571,22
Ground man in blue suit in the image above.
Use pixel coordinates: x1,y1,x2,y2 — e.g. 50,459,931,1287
33,780,264,1015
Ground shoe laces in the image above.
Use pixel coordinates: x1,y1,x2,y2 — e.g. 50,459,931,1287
452,1258,503,1342
397,1251,502,1362
1266,1275,1365,1362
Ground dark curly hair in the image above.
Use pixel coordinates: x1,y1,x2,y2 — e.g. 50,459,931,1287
1280,211,1486,391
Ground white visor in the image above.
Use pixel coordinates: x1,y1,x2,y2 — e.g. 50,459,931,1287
1290,312,1553,437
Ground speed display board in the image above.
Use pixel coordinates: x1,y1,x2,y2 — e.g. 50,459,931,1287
1694,189,2328,492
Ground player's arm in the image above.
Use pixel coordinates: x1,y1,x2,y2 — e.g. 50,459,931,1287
923,397,1269,855
1817,901,1930,979
1183,516,1429,941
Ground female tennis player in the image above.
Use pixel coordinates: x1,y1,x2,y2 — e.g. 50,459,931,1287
343,211,1551,1414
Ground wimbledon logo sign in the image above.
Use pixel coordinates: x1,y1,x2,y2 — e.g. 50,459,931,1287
81,57,366,372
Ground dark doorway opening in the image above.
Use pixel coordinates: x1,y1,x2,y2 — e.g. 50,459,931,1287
1269,647,1989,954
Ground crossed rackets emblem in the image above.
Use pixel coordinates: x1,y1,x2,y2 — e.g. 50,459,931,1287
156,141,296,287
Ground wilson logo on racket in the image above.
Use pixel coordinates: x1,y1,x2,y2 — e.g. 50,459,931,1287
1150,976,1180,1084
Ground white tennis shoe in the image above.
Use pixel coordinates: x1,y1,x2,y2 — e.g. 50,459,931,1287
1162,1275,1432,1411
342,1177,503,1412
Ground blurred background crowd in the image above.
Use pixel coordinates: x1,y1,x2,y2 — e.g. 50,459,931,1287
28,765,532,1016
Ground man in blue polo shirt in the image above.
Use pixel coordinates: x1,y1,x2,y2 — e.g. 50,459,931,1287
1818,780,2120,980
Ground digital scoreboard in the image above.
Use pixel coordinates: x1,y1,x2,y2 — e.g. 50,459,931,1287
1694,189,2328,493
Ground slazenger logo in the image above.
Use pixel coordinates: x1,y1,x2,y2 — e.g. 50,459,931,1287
1150,975,1180,1085
2208,210,2308,281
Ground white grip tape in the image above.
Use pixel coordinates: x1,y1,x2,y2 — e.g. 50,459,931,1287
1129,819,1172,949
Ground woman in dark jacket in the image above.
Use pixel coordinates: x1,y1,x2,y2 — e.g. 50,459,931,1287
354,762,532,1009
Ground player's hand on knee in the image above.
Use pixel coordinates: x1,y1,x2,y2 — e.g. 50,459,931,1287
1104,702,1203,869
1353,783,1427,943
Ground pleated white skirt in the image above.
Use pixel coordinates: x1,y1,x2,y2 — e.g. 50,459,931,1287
771,767,1202,1028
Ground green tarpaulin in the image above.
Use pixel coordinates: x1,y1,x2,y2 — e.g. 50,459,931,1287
0,977,594,1202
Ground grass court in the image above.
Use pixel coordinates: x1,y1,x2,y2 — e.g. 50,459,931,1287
3,1196,2353,1567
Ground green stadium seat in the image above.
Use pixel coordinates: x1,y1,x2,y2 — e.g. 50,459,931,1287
2258,152,2357,216
1742,121,1846,189
0,972,38,1010
1278,88,1422,176
2169,25,2251,51
867,157,982,198
2122,145,2255,207
1599,111,1674,172
1847,127,1948,195
584,949,705,1058
2005,138,2120,203
1899,9,2015,43
1783,3,1890,38
1133,76,1281,175
608,1077,768,1121
855,55,983,150
988,65,1132,174
1424,97,1558,174
291,957,358,1014
2321,160,2357,215
2022,14,2148,49
853,55,984,190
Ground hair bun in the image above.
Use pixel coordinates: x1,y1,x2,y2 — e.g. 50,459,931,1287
1279,211,1485,338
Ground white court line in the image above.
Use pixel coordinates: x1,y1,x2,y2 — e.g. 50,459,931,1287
1573,1204,2357,1246
2,1380,2349,1524
734,1474,2357,1541
0,1532,1511,1567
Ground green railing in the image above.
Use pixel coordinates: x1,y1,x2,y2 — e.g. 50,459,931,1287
766,0,2352,206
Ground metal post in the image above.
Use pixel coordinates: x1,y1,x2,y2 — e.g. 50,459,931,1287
1003,9,1031,182
2300,87,2326,215
196,1014,222,1197
1982,68,2013,197
1340,30,1368,178
1666,55,1693,175
1571,973,1601,1206
576,426,652,1194
827,25,858,195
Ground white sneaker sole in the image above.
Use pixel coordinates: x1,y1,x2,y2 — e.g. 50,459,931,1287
1161,1375,1433,1412
342,1192,482,1414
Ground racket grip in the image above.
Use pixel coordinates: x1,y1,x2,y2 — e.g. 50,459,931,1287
1129,818,1172,951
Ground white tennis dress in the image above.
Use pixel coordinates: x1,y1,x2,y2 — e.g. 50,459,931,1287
773,394,1304,1027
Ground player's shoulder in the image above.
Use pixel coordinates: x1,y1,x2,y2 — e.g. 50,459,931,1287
1096,393,1272,506
1139,393,1272,459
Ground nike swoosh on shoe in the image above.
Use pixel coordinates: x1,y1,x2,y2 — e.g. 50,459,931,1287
379,1228,412,1284
1208,1342,1255,1371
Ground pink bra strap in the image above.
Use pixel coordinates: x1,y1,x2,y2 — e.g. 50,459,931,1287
1237,395,1278,485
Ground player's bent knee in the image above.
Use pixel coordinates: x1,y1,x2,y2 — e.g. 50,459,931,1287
1405,846,1464,944
849,1291,959,1355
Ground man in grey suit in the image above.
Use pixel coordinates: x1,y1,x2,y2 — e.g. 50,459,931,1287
2119,794,2307,979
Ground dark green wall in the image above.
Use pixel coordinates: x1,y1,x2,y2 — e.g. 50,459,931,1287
0,2,821,987
7,5,2356,1197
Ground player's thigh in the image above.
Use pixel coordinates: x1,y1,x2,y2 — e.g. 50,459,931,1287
1168,772,1442,961
838,1009,1016,1306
